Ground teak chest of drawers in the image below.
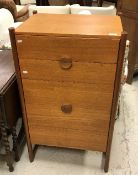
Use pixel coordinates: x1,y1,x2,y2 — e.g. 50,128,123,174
9,14,127,172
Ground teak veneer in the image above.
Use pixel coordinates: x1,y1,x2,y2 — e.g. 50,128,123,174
9,14,127,172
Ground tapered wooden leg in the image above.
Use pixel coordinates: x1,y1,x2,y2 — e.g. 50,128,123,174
0,120,14,172
12,126,20,162
103,33,127,173
102,152,109,173
9,27,34,163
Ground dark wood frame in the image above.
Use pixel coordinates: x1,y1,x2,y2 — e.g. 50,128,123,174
0,120,14,172
9,28,36,162
9,26,127,172
103,32,127,172
0,50,26,172
0,75,20,167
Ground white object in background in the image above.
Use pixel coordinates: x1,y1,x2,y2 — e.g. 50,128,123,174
71,5,116,15
16,5,27,12
0,8,22,48
78,10,91,15
0,8,14,43
123,40,130,82
29,4,70,16
0,9,13,48
20,0,36,5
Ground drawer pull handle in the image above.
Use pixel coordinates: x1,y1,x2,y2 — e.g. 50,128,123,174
59,58,72,70
61,104,72,114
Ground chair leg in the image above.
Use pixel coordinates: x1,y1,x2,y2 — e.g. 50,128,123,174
0,121,14,172
12,127,20,162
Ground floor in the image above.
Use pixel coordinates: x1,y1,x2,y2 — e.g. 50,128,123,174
0,77,138,175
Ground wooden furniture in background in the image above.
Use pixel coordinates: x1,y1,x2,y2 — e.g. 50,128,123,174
36,0,85,6
117,0,138,83
9,14,126,172
36,0,49,6
13,0,20,5
70,0,84,5
96,0,118,7
0,50,25,172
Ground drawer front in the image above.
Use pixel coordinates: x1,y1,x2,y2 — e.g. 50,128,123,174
29,123,108,152
16,35,119,63
22,79,114,151
22,79,113,118
28,114,109,132
20,59,116,84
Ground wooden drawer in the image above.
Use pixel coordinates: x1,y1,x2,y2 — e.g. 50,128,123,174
22,79,113,118
16,35,119,63
29,123,108,152
20,59,116,84
22,79,113,151
28,114,109,132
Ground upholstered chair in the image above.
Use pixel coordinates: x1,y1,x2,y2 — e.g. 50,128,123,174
0,0,29,21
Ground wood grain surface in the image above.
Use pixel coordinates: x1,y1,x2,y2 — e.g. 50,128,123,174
19,59,116,84
15,14,122,38
24,79,113,151
22,79,114,116
16,35,119,64
12,13,124,170
29,124,108,152
0,50,14,90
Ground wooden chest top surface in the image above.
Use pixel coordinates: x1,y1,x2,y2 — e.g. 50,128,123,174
15,14,122,38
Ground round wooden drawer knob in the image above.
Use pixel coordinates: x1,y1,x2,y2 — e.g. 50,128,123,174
61,104,72,114
59,58,72,70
